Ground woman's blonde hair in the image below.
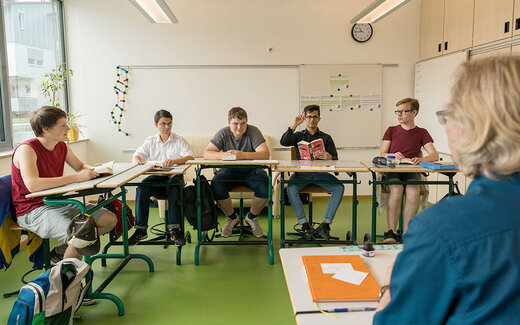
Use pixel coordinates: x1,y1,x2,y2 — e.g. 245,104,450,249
449,55,520,178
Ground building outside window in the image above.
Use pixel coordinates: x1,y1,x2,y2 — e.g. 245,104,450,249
0,0,67,148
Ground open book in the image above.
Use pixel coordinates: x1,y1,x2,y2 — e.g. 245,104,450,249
297,139,325,160
93,161,114,175
397,158,415,165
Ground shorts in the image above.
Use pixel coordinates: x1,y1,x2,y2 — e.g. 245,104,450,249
17,203,107,243
382,172,421,192
211,167,269,200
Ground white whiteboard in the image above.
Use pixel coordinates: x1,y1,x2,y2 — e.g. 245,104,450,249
123,67,299,147
299,64,382,148
414,51,468,154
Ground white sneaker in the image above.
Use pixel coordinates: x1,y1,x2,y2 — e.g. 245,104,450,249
221,217,240,237
245,216,263,237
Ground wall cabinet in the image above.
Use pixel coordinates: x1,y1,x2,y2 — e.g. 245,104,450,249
514,0,520,36
420,0,474,61
473,0,514,46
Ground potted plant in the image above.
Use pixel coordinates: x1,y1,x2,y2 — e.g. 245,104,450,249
66,112,83,141
41,62,73,107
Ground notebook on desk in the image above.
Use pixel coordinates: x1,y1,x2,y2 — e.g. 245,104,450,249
302,255,380,302
420,162,458,170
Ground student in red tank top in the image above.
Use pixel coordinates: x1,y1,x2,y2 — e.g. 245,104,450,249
11,106,117,260
379,98,439,243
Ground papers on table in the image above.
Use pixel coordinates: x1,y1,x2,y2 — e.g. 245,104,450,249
321,263,368,286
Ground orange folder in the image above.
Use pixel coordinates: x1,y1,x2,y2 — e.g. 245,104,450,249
302,255,381,302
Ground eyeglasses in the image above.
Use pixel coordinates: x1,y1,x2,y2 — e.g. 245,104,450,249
436,110,452,125
158,122,172,127
394,109,413,115
305,115,321,120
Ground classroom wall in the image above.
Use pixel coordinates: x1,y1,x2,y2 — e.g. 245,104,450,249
63,0,421,195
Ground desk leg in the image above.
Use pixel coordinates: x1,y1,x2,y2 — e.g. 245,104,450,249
195,167,202,266
371,171,377,243
280,173,286,249
352,172,358,243
268,168,274,265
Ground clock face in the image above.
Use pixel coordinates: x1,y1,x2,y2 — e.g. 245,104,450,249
351,23,373,43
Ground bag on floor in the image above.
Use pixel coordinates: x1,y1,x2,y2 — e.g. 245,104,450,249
97,195,135,239
183,175,218,232
8,258,91,325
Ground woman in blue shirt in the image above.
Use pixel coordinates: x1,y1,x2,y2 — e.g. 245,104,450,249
374,56,520,324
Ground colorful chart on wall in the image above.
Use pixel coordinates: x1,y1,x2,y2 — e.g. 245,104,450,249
299,64,383,148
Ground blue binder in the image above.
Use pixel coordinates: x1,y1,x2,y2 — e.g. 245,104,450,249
420,162,458,170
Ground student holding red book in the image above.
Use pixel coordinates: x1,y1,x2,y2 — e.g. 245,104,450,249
280,105,344,240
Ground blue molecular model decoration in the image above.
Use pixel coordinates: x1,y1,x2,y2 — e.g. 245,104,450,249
111,65,129,136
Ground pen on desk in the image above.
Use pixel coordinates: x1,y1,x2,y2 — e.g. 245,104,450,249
296,307,377,315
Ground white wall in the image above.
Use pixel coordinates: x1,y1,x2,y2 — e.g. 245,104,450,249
63,0,421,194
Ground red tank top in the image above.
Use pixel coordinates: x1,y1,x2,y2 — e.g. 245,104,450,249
11,138,67,217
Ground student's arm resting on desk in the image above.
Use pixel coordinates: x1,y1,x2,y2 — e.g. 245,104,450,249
373,217,456,324
410,142,439,164
229,141,269,160
14,144,97,192
203,142,269,160
163,155,194,167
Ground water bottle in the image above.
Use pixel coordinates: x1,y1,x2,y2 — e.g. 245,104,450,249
387,155,396,168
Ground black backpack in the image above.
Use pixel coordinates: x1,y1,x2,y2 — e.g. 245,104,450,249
183,175,218,232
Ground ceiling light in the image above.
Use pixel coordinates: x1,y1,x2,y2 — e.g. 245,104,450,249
129,0,178,24
350,0,412,24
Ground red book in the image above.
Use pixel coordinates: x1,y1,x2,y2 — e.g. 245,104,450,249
297,139,325,160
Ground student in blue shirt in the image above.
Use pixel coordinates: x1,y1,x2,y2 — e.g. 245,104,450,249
374,56,520,324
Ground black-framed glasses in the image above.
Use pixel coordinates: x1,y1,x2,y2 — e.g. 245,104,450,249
305,115,321,120
394,109,412,115
436,110,452,125
158,122,173,127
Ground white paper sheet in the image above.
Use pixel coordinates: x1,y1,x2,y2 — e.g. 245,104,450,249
332,268,368,285
320,263,353,274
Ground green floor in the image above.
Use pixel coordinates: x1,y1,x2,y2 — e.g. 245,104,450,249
0,198,393,325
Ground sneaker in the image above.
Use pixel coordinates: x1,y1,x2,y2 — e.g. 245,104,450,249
221,217,240,237
383,229,398,244
301,222,315,240
128,229,147,245
170,228,186,247
245,215,263,237
49,243,67,263
316,223,331,240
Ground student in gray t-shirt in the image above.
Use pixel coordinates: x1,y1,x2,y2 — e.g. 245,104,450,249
204,107,270,238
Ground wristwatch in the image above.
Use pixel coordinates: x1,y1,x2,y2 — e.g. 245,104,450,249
378,285,390,303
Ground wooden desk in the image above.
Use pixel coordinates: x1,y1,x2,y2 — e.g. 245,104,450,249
274,160,368,247
28,163,154,316
360,161,459,243
104,164,192,265
279,246,401,325
186,159,279,265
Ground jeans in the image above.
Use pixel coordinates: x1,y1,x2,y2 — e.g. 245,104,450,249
211,167,269,200
286,172,344,224
135,174,183,230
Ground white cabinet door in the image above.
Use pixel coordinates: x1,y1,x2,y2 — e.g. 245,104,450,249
473,0,514,46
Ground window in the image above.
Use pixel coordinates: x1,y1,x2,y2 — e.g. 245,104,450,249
0,0,67,149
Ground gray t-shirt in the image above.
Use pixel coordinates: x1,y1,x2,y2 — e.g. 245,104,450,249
210,124,266,152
